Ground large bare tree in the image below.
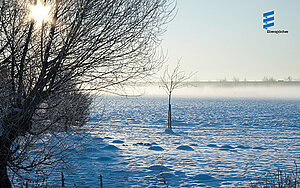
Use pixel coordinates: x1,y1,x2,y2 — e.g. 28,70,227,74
0,0,174,186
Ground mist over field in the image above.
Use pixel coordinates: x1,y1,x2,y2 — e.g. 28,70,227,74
134,85,300,99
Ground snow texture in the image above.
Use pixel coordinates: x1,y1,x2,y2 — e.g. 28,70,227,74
42,97,300,187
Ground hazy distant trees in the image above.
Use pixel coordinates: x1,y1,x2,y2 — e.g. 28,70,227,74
263,76,276,82
233,77,240,82
160,63,191,129
0,0,174,186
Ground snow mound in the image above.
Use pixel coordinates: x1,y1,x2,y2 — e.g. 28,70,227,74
176,145,194,151
112,140,124,144
220,145,234,149
236,145,251,149
164,128,175,134
148,146,164,151
207,144,219,148
102,145,120,150
104,136,113,139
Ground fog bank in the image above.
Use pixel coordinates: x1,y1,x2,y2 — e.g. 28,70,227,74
135,85,300,99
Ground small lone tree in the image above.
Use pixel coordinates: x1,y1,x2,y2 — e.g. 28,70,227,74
160,62,191,129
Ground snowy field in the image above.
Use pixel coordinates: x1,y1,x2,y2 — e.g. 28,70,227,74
48,97,299,187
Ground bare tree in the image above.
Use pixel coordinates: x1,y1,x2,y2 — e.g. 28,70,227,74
160,62,191,129
262,76,276,82
233,77,240,82
0,0,174,186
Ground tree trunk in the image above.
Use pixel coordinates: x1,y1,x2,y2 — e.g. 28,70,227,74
0,111,28,188
0,162,11,188
168,93,172,129
0,96,39,187
0,142,12,188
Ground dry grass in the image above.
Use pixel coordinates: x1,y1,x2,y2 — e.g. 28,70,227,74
250,162,299,188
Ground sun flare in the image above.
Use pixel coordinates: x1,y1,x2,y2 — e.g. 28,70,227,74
29,1,51,26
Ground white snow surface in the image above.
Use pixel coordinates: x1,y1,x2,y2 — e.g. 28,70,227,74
47,97,300,187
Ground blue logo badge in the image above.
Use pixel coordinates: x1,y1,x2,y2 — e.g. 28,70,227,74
263,10,275,30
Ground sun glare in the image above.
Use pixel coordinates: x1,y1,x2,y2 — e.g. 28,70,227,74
29,1,51,26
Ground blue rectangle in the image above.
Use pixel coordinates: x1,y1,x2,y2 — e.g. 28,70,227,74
263,11,274,17
263,17,274,23
263,22,274,29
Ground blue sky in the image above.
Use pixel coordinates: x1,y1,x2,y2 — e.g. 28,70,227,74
161,0,300,80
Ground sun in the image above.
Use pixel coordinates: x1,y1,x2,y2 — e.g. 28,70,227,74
29,0,51,26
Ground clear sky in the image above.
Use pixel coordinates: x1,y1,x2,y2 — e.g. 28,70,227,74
161,0,300,81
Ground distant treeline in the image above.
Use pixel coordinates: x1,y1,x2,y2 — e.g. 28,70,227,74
135,81,300,88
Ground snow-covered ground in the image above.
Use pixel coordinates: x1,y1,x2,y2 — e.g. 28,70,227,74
49,97,299,187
